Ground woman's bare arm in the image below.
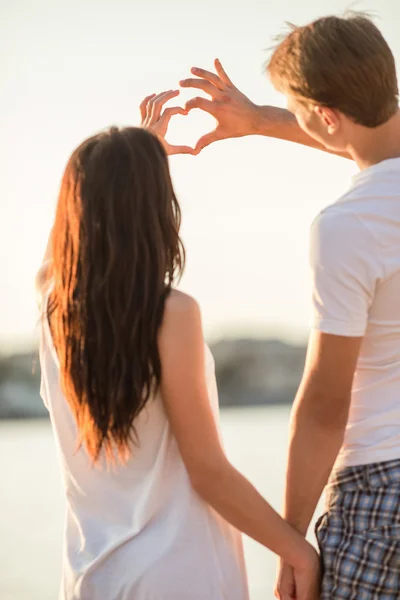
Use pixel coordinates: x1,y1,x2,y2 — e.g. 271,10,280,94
158,290,320,599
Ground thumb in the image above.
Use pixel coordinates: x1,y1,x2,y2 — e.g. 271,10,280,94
168,145,196,156
194,130,224,154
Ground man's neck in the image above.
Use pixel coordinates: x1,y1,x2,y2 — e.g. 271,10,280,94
347,110,400,170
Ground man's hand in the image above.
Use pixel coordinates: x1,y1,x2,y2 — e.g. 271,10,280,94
140,90,195,156
180,59,260,154
180,59,351,159
275,556,321,600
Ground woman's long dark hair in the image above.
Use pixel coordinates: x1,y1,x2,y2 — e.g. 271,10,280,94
48,127,185,463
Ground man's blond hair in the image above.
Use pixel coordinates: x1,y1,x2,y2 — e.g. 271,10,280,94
267,14,398,127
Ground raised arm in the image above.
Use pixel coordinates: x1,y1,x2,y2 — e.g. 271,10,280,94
180,59,351,159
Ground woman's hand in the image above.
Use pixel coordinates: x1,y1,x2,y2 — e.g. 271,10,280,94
140,90,195,156
276,547,321,600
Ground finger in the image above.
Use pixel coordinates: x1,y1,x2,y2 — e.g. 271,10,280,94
139,94,156,121
150,90,180,121
159,106,188,127
276,589,295,600
179,78,220,97
214,58,234,86
149,90,180,122
274,586,281,599
188,67,225,91
274,583,294,600
274,590,294,600
194,130,223,154
162,106,188,118
168,145,196,156
185,96,215,115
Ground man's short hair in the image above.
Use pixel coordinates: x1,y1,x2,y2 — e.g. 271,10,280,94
267,14,399,127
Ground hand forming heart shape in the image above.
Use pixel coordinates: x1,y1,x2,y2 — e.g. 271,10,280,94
141,59,258,156
140,90,196,156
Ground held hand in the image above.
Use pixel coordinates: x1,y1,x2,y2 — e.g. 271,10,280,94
275,561,296,600
179,59,259,154
140,90,195,156
276,549,321,600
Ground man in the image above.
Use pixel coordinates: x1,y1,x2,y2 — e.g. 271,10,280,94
180,14,400,600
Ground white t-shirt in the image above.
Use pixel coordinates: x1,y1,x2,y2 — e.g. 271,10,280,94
310,157,400,468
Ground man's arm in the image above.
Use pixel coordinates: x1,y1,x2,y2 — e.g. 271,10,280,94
180,59,351,159
283,331,362,534
251,105,351,159
276,207,379,599
283,207,379,531
275,332,361,600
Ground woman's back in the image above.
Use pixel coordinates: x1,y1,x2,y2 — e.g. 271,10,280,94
40,291,248,600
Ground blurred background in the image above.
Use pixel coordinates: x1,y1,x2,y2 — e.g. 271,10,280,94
1,0,399,598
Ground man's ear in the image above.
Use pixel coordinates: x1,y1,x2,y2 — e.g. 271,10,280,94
314,106,340,134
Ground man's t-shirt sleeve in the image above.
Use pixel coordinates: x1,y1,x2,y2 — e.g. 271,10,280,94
310,210,378,337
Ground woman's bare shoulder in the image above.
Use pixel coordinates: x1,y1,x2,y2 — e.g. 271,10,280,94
165,289,200,316
160,290,203,346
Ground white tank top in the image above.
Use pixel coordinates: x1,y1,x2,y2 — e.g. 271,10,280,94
39,291,249,600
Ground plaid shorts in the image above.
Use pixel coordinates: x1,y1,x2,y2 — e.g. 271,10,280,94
315,458,400,599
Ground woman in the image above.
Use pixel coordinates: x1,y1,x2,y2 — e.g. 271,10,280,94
37,90,320,600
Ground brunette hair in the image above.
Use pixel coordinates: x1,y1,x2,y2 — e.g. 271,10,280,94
49,126,185,462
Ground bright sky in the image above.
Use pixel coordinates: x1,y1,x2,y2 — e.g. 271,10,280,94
1,0,399,352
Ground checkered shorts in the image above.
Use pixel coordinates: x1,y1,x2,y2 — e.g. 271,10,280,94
315,458,400,599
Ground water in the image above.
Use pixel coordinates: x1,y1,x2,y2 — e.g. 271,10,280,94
0,407,322,600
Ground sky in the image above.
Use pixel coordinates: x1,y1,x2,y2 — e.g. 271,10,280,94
1,0,400,352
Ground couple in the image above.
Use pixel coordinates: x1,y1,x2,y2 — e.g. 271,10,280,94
37,13,400,600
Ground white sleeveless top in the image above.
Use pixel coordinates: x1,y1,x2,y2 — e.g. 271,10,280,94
39,292,249,600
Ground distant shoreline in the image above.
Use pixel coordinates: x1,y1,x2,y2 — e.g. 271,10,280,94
0,338,305,419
